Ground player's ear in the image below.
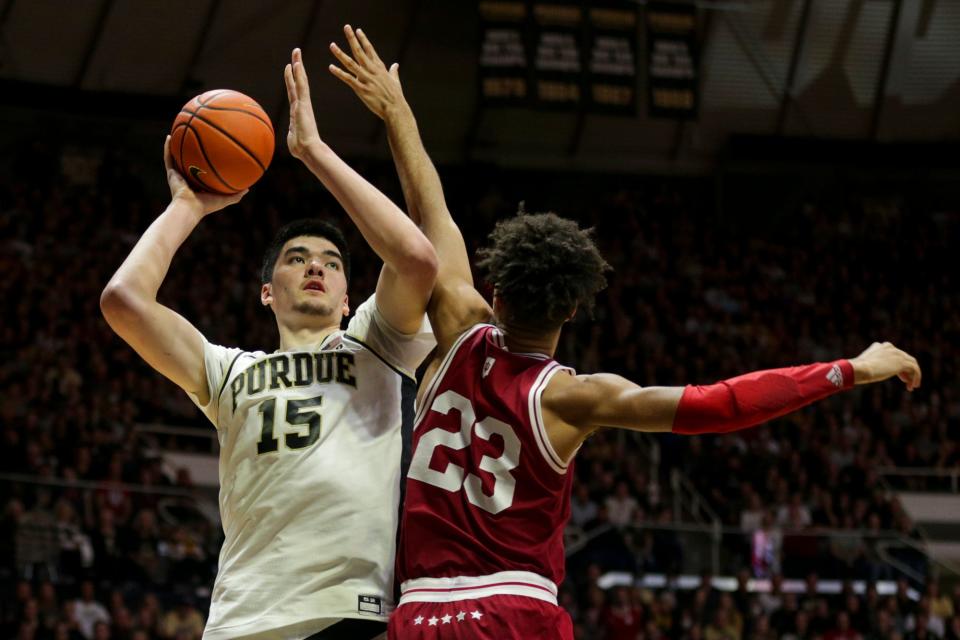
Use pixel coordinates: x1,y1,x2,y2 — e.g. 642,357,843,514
261,283,273,306
342,294,349,317
566,305,578,322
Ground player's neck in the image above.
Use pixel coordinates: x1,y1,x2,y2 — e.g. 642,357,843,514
498,322,560,358
276,322,341,352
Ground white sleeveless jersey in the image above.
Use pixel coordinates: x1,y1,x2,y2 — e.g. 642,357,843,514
189,295,434,640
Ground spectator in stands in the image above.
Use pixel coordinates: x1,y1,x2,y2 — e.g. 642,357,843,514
72,581,110,640
606,481,640,527
825,611,862,640
158,595,204,640
704,608,739,640
782,609,812,640
929,582,955,621
569,483,599,529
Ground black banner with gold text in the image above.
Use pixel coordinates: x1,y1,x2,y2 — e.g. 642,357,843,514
646,1,699,119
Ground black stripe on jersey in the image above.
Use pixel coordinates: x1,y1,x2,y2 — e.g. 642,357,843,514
393,373,418,602
216,352,245,403
342,334,415,382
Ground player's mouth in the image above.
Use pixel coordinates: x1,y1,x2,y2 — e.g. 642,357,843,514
303,280,325,293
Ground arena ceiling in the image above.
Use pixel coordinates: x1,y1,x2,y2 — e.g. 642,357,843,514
1,0,958,171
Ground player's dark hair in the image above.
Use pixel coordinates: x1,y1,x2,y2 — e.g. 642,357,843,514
476,211,610,330
261,219,351,284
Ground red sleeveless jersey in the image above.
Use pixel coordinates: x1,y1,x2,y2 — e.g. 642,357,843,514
397,324,576,589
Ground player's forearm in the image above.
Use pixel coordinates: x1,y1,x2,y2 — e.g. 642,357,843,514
383,102,473,284
301,141,437,275
383,102,449,230
671,360,854,435
101,198,203,306
383,102,424,226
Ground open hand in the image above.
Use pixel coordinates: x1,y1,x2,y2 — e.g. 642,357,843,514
285,48,322,160
849,342,922,391
164,135,246,215
328,25,405,120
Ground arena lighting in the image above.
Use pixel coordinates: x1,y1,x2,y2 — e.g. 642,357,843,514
596,573,921,600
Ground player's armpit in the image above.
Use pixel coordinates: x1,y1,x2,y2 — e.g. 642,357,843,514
541,373,682,459
100,289,209,404
427,279,493,353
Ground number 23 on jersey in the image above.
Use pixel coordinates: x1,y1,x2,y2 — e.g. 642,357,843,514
408,390,521,515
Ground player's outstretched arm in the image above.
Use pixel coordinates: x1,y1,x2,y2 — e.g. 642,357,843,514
328,26,491,350
100,137,246,404
285,46,437,334
542,342,921,461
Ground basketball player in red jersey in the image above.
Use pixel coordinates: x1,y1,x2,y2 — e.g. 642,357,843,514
330,26,922,640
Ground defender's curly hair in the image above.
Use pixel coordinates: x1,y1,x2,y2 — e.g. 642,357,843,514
476,211,610,329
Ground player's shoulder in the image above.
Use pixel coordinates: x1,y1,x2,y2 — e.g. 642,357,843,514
540,372,605,426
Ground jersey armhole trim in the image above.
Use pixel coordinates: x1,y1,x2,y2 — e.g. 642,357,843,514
413,323,492,427
215,352,245,404
529,363,572,474
343,333,415,383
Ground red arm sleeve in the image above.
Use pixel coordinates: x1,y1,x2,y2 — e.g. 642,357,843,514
671,360,855,435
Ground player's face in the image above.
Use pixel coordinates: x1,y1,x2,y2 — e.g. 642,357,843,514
261,235,349,326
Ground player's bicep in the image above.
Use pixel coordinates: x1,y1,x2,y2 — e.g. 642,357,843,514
101,294,208,402
553,373,683,433
428,279,493,353
374,262,434,335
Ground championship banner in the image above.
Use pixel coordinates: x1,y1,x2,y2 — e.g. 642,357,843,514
646,1,699,119
530,1,584,109
479,0,531,106
585,3,639,115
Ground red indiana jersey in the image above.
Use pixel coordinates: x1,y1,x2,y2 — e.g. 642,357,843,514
397,323,576,598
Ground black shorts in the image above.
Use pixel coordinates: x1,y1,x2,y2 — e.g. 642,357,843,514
305,618,387,640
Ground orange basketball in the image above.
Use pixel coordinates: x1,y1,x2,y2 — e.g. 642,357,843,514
170,90,274,195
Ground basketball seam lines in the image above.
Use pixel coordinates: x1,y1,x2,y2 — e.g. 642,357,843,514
198,90,229,106
191,104,273,133
181,109,267,171
186,124,239,193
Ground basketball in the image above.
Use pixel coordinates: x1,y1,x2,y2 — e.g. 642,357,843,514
170,89,274,195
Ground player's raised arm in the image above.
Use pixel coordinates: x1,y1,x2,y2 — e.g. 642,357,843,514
328,26,491,350
543,341,922,461
285,46,437,334
100,138,246,404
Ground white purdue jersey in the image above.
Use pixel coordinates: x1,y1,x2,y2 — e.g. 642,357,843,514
189,295,434,640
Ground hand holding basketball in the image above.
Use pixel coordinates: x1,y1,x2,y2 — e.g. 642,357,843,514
164,136,246,216
329,25,405,121
285,48,322,161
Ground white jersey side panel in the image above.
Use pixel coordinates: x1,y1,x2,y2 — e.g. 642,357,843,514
189,295,433,639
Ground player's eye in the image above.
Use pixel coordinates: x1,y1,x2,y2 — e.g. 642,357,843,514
326,261,340,270
291,256,305,264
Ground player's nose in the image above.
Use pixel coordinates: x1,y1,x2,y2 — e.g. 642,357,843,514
306,258,324,276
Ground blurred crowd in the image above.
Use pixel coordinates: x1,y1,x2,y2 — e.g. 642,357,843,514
564,571,960,640
0,135,957,639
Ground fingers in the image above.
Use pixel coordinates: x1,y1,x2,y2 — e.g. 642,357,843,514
284,63,296,106
163,135,173,172
291,48,311,100
329,42,360,76
328,63,360,90
343,24,365,63
355,27,382,63
390,62,400,81
228,189,249,206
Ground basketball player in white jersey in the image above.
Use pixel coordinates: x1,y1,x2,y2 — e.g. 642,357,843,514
331,27,921,639
101,48,437,640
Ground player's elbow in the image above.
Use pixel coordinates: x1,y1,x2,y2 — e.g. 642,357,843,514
100,280,144,329
401,237,439,287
